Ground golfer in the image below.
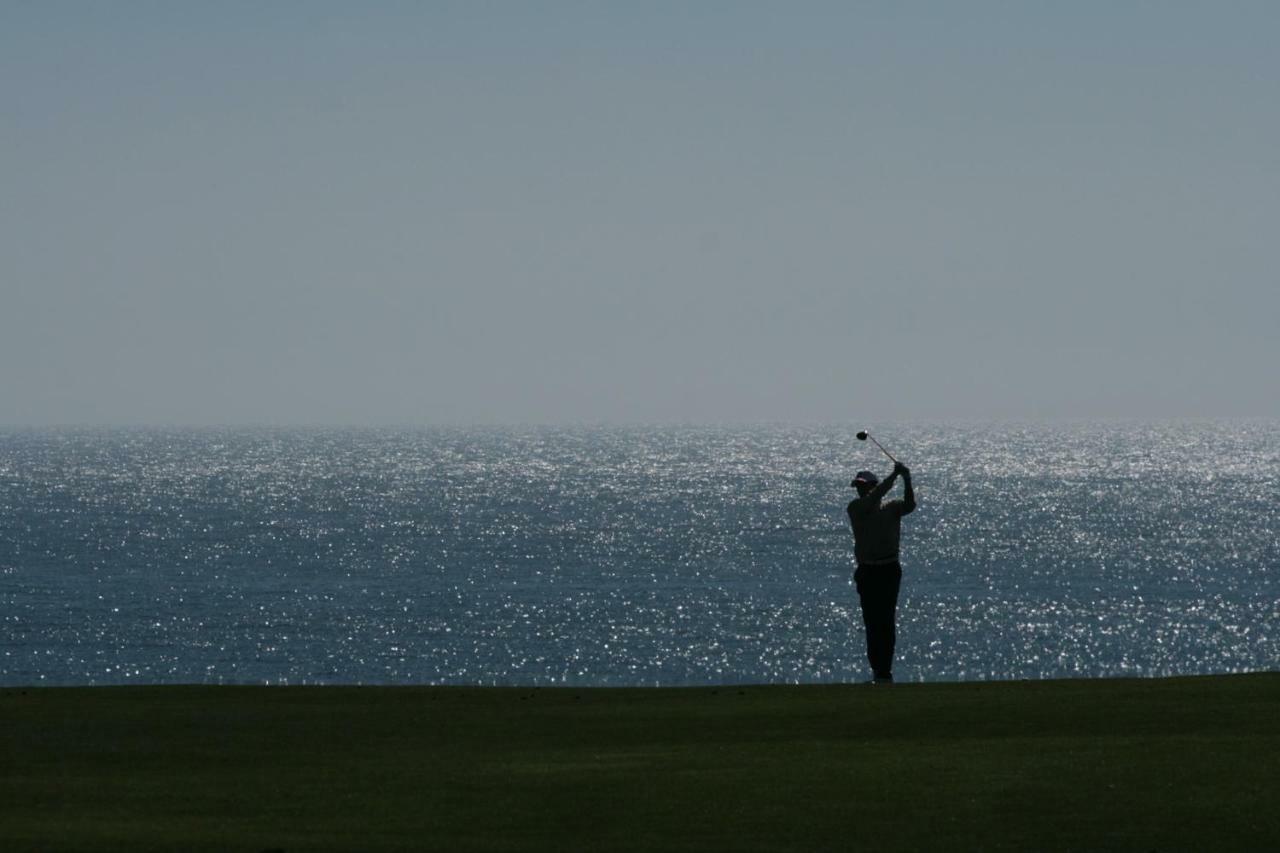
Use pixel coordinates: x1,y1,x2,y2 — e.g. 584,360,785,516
847,461,916,684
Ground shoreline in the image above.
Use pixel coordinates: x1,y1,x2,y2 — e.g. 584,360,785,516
4,669,1275,691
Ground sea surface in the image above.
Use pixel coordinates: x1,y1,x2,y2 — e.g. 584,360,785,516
2,423,1277,687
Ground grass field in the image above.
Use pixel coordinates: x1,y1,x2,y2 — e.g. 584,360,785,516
3,674,1278,852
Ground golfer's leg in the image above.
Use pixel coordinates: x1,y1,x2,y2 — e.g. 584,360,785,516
854,567,876,674
865,569,894,679
882,564,903,678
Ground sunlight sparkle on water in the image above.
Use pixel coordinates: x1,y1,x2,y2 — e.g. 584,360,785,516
1,423,1276,685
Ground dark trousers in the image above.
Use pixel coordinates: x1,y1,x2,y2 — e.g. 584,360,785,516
854,561,902,680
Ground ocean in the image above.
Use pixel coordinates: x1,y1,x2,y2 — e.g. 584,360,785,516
2,423,1276,687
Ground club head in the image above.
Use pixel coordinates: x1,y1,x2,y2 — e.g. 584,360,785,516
856,431,869,441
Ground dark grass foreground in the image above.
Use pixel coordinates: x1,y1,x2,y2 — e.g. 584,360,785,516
3,675,1278,852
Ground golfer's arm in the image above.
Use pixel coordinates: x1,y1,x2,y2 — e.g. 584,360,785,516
868,473,897,502
900,472,916,515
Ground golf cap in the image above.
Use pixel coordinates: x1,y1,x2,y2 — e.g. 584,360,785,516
851,471,879,488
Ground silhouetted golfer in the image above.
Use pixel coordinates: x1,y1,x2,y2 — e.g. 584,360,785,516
848,462,915,683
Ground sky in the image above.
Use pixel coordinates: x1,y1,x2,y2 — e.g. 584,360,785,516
3,1,1277,425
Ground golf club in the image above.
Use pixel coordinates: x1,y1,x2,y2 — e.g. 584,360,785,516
856,430,898,465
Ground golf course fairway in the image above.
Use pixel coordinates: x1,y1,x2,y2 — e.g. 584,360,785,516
3,674,1277,851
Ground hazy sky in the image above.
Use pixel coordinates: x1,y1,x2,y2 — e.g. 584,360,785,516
4,2,1277,424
